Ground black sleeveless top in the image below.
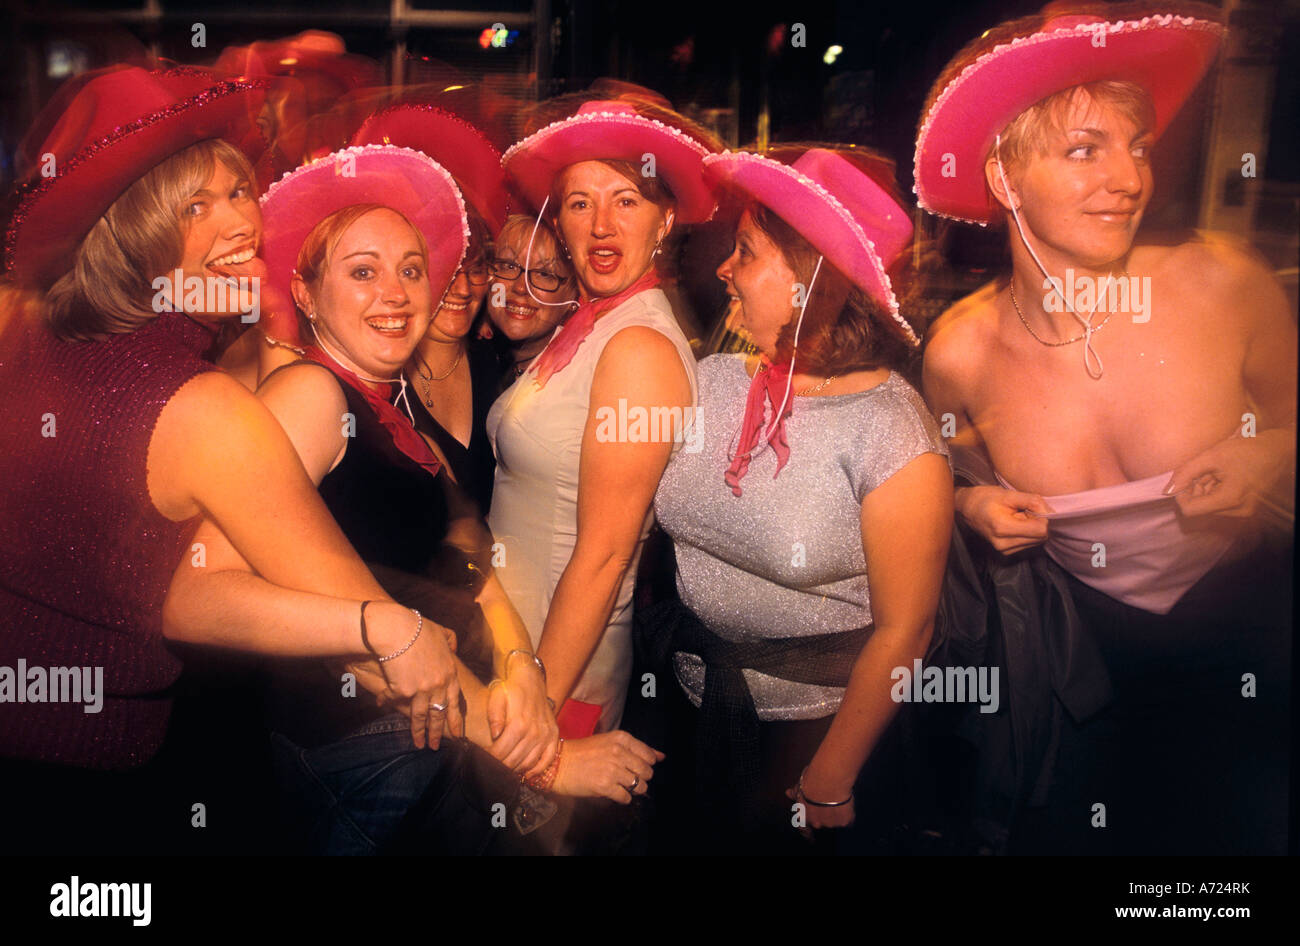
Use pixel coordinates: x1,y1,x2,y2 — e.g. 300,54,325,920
263,361,462,747
318,371,451,572
407,338,500,518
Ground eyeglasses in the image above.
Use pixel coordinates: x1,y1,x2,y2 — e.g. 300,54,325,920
488,258,568,293
457,259,492,286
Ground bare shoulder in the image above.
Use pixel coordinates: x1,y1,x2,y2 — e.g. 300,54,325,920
597,325,691,392
1142,232,1288,331
1142,231,1275,289
257,359,344,407
924,281,1001,383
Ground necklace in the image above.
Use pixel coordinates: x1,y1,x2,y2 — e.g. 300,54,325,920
1008,278,1122,347
414,350,463,408
795,374,839,396
416,349,463,382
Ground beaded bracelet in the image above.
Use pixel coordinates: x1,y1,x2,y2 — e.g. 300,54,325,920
524,738,564,792
797,768,854,808
359,602,424,663
379,609,423,663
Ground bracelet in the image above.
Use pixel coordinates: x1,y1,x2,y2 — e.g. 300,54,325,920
797,768,853,808
377,608,424,663
524,738,564,792
359,600,378,656
504,648,546,682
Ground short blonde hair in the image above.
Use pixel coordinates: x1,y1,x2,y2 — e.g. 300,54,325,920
991,80,1156,180
46,139,256,341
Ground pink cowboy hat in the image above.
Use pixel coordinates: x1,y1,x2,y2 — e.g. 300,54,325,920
914,8,1224,225
260,144,468,320
349,104,509,236
4,66,267,289
703,148,919,346
501,100,718,223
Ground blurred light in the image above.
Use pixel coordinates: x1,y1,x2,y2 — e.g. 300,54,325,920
480,27,518,49
823,45,843,65
443,85,465,92
279,58,298,66
47,42,89,80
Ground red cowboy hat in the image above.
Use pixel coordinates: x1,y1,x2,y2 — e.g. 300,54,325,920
350,105,509,237
501,100,718,223
704,148,919,345
4,66,267,289
259,144,468,322
914,9,1224,225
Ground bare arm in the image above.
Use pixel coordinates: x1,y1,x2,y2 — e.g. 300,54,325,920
152,368,465,748
536,326,693,709
795,452,953,824
1168,242,1297,517
923,310,1050,552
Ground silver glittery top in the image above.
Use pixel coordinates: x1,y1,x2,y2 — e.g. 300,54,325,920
653,353,949,720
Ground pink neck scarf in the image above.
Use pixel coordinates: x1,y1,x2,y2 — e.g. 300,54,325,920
531,271,660,389
304,346,442,479
724,357,793,497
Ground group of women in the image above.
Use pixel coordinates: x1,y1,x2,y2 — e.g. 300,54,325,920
0,2,1284,856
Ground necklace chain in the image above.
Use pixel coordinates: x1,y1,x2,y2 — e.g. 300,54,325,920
413,349,464,407
795,374,839,396
1008,272,1128,347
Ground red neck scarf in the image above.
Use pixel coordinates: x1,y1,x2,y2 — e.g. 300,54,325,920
724,357,793,497
531,271,660,389
304,346,442,479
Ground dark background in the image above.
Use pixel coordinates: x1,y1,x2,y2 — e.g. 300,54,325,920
2,0,1296,330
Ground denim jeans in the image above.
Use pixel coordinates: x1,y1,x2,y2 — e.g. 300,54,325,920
271,714,475,855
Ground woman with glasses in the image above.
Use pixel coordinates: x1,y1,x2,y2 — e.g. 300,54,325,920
402,215,502,516
483,213,579,389
349,105,516,518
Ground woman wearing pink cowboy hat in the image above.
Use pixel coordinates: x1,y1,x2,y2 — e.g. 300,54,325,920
917,2,1292,853
349,104,512,518
198,144,662,851
488,98,719,757
0,68,462,852
647,145,952,853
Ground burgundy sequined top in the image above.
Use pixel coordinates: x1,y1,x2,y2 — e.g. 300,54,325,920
0,311,217,770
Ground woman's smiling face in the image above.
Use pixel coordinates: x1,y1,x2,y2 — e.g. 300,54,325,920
296,207,433,378
485,223,576,344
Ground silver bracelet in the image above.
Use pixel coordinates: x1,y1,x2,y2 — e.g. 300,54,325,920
378,609,423,663
504,648,546,682
797,768,853,808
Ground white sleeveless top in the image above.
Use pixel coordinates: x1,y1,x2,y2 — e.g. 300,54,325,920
486,288,698,730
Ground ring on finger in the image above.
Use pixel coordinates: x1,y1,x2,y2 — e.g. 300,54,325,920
625,776,640,793
429,702,447,713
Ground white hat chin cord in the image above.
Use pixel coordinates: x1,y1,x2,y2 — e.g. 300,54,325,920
760,254,823,443
523,195,582,312
995,134,1108,380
